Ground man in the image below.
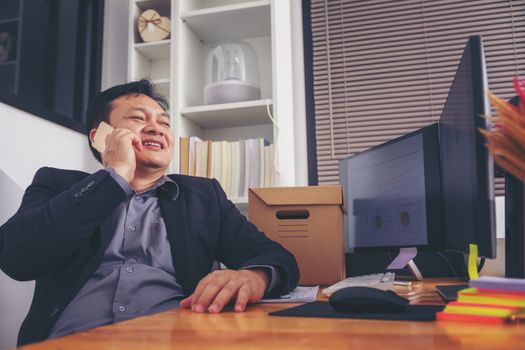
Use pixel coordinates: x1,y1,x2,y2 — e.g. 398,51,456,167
0,80,299,345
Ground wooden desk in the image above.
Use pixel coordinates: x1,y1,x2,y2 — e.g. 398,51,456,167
22,279,524,350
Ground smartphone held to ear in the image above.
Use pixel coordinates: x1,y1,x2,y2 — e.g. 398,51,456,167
91,121,114,153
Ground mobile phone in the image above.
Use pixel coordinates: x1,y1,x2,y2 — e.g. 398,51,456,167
91,121,115,153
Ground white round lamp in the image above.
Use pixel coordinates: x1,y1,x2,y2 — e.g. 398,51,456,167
204,41,261,105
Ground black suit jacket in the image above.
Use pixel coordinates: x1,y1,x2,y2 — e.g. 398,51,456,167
0,167,299,346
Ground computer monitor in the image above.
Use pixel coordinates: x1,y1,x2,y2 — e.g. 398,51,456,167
339,123,444,277
439,35,497,259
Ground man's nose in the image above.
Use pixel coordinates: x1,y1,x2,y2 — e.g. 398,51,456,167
143,121,164,135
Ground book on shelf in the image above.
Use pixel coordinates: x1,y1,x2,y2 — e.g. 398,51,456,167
195,140,210,178
179,136,276,200
237,140,246,199
220,141,232,197
188,136,202,176
179,137,189,175
231,142,240,199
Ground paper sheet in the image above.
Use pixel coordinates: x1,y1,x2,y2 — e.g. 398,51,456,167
259,286,319,303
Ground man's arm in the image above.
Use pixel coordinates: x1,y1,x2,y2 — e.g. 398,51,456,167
0,167,127,281
0,126,143,281
180,178,299,313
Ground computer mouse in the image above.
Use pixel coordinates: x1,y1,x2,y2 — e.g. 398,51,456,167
329,286,409,313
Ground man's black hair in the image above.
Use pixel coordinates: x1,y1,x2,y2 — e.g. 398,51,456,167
85,79,169,163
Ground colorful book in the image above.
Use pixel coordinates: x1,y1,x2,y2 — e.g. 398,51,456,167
444,301,523,318
458,288,525,308
470,276,525,293
436,311,514,324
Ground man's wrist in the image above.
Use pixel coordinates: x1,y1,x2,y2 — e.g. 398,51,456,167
110,164,133,183
242,268,270,291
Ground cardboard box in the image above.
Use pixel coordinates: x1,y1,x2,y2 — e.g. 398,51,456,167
248,186,345,286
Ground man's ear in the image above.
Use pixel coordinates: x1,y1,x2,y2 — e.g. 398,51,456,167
89,128,97,143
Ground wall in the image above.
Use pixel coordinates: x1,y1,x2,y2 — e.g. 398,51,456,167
0,102,100,350
0,102,101,187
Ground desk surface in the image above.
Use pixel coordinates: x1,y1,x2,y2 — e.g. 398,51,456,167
22,279,524,350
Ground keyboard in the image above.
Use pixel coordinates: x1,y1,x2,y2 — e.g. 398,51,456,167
322,272,395,296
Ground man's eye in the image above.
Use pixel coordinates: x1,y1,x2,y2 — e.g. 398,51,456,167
129,116,144,120
161,122,170,127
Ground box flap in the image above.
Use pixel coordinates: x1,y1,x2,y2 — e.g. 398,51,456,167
249,186,342,205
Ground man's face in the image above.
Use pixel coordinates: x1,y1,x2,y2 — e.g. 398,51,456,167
108,93,174,171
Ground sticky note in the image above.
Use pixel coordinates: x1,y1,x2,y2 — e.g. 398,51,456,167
468,243,479,280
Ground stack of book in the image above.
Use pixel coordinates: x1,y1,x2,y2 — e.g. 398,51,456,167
437,276,525,323
179,136,275,199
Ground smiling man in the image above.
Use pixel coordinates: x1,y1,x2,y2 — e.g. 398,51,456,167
0,80,299,346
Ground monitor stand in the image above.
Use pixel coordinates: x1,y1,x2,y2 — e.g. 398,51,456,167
386,247,423,280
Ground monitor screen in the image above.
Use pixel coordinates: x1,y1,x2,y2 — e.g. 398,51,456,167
339,123,443,252
439,35,496,258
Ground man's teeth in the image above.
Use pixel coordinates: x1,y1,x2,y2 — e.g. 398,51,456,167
143,141,161,148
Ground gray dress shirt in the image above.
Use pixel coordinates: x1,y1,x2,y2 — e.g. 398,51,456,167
49,171,183,337
49,169,278,338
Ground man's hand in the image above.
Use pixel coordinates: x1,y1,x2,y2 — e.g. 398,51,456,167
102,128,142,183
180,269,270,313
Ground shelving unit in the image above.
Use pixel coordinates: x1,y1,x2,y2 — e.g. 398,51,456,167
128,0,171,101
181,99,273,129
180,1,271,44
134,39,170,59
109,0,307,205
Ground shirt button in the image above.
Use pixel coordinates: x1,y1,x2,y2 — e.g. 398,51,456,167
134,195,140,200
128,226,136,231
126,267,133,273
118,306,126,312
130,258,137,264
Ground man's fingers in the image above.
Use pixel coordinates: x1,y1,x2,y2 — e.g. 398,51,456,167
185,270,268,314
179,296,193,309
193,275,228,313
207,280,243,313
190,274,212,309
132,134,143,151
234,284,252,312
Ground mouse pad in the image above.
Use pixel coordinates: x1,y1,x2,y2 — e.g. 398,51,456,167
269,302,443,321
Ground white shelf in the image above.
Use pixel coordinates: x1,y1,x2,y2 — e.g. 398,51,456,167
181,99,273,129
152,78,170,100
181,0,271,44
135,0,170,15
134,40,170,60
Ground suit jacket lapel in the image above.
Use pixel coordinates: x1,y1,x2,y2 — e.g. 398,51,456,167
159,190,194,294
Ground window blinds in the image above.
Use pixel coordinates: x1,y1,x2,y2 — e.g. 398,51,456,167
310,0,525,196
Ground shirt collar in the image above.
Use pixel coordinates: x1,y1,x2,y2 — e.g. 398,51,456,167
157,176,180,201
134,175,179,201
